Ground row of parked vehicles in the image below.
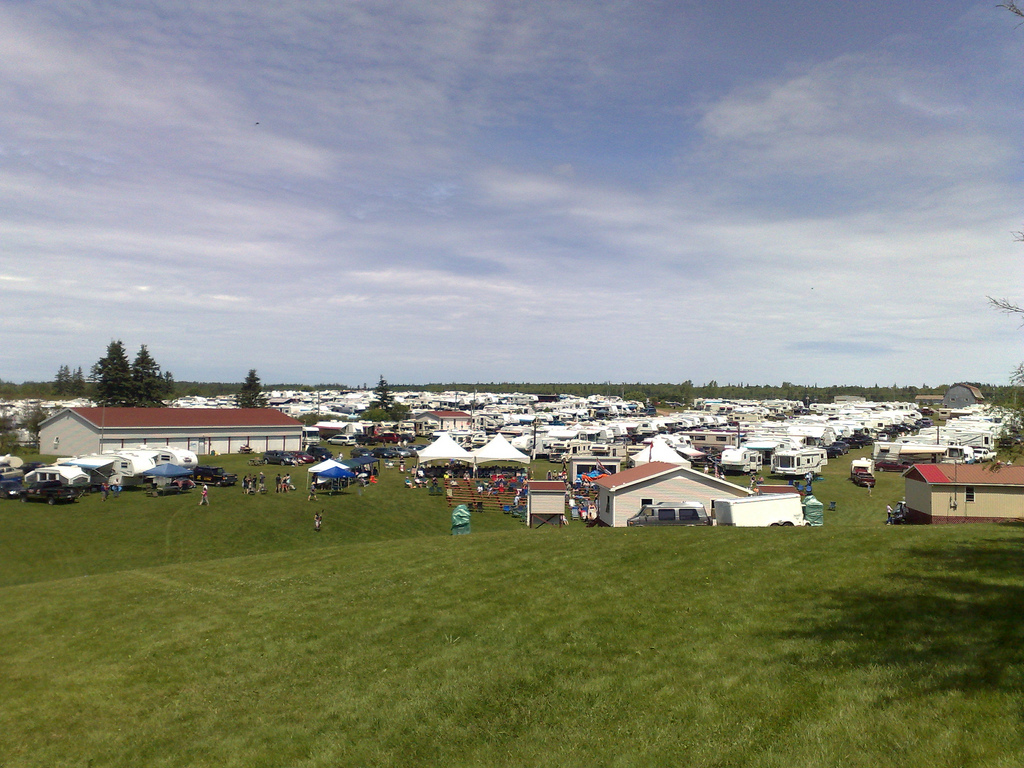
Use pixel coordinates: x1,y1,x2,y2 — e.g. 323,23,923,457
261,443,422,466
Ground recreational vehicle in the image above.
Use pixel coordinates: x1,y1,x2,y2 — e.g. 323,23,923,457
718,446,763,474
770,447,828,477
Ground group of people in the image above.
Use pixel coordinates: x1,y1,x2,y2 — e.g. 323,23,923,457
239,472,296,494
99,482,122,501
240,472,267,494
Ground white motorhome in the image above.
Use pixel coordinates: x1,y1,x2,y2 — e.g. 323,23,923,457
770,447,828,477
712,494,807,526
301,426,320,446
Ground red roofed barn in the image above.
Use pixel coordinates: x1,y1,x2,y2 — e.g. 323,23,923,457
904,463,1024,524
39,407,303,457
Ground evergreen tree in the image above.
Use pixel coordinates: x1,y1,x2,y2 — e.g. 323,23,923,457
54,365,71,396
370,375,395,413
71,367,87,396
91,340,133,406
236,369,268,408
131,345,171,406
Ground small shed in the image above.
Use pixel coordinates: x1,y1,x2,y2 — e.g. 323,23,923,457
904,463,1024,524
527,480,566,528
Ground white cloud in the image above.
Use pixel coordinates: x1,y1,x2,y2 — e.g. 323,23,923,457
1,1,1021,386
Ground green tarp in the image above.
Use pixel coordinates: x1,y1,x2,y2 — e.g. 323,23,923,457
802,494,824,527
451,503,471,535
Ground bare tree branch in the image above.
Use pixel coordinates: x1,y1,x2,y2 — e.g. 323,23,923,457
1000,2,1024,19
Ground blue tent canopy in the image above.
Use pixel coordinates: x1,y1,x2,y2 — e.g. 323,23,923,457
341,456,380,468
141,464,193,478
316,465,356,479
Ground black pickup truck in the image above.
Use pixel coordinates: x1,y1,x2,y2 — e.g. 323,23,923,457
20,480,80,505
191,465,238,486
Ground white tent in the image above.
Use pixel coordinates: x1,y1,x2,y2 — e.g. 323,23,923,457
631,436,692,467
415,432,474,465
308,458,345,474
471,433,531,465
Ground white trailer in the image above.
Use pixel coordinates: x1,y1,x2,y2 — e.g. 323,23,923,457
712,494,807,527
718,446,763,474
770,447,827,476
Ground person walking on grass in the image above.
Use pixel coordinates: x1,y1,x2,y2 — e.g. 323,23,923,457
199,484,209,506
314,511,322,532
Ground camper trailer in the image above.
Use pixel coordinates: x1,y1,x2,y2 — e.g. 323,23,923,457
770,447,828,477
718,446,763,474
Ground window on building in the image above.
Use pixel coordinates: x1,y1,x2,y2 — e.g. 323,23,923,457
641,498,653,507
965,487,975,503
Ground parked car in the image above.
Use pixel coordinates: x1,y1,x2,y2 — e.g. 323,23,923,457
355,434,380,446
291,451,316,464
0,478,24,499
874,460,912,473
850,469,876,488
263,450,298,465
371,446,402,459
327,434,357,446
626,502,713,527
191,465,238,487
307,446,333,461
844,434,873,448
376,432,401,444
20,480,80,505
826,442,848,459
393,446,417,458
350,447,374,458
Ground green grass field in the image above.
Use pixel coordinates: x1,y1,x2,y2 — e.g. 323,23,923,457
1,449,1022,767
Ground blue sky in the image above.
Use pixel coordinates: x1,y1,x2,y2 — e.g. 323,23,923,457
2,1,1023,387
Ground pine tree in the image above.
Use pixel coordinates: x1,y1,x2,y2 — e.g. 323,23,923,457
91,340,133,406
371,375,395,413
71,367,87,396
131,345,170,406
53,365,71,396
236,369,267,408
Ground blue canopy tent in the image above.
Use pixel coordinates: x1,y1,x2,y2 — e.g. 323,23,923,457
141,464,193,478
317,464,356,479
308,459,357,494
140,462,193,491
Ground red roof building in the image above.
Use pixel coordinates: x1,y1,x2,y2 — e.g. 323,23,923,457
40,407,303,457
904,463,1024,524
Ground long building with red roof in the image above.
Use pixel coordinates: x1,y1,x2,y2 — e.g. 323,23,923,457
39,407,303,457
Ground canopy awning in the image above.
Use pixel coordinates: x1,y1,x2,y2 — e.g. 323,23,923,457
141,463,193,478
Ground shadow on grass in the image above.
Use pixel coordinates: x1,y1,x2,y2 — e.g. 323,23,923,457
783,534,1024,697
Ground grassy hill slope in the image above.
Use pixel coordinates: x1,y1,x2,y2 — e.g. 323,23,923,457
1,451,1022,766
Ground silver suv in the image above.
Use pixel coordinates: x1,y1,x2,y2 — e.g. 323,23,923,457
626,502,712,527
262,450,297,465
